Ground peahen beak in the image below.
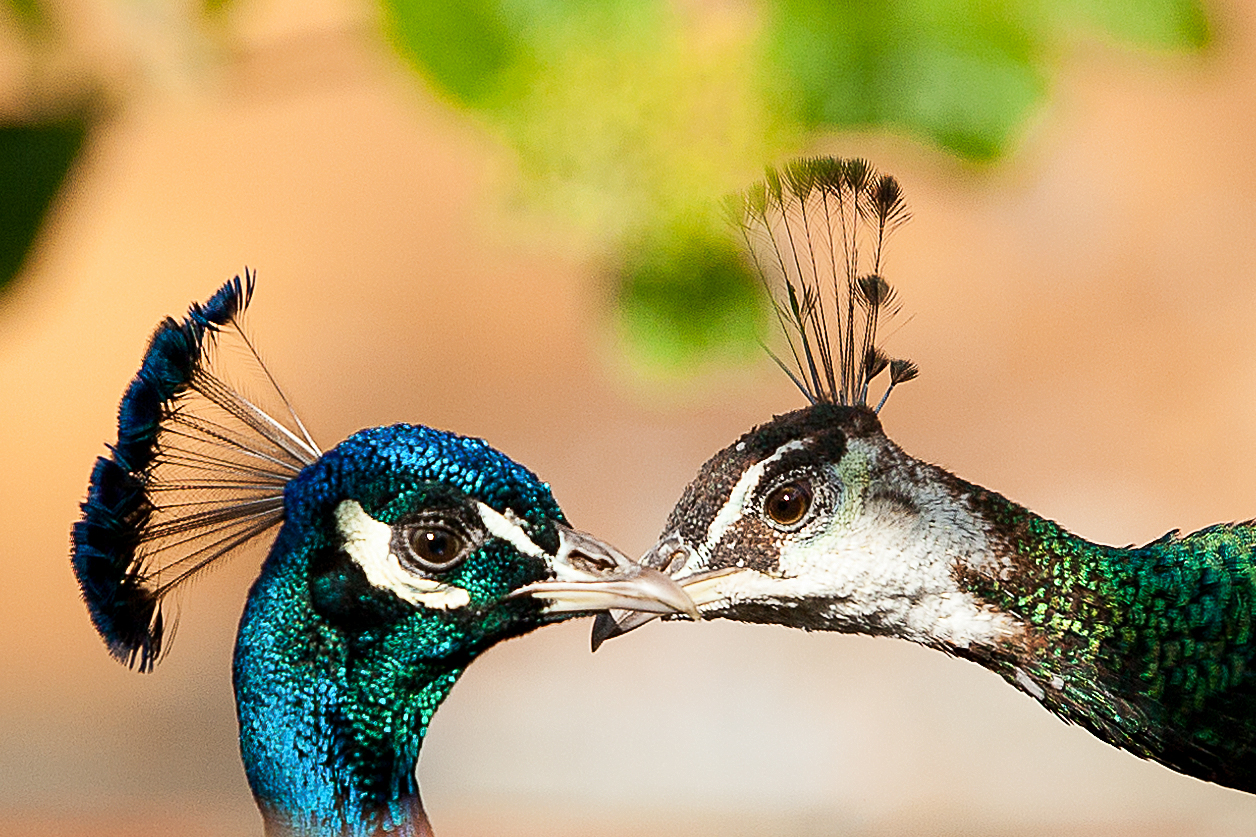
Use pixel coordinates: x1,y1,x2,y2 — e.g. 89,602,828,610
514,525,701,620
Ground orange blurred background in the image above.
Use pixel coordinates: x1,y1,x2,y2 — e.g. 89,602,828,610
5,1,1256,835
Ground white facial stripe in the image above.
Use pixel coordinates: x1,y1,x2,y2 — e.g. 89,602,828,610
768,476,1017,649
700,439,808,560
679,436,1022,650
474,501,546,559
334,500,471,610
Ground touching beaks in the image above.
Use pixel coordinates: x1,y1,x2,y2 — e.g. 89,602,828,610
589,534,741,651
513,524,701,621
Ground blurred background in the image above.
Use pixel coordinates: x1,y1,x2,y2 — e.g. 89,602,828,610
5,0,1256,835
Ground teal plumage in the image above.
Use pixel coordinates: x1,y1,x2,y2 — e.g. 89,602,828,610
964,484,1256,786
72,276,696,836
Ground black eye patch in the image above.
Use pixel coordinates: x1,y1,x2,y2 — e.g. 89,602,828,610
309,545,411,631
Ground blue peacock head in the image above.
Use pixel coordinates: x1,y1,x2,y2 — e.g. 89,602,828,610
71,274,696,836
266,421,681,663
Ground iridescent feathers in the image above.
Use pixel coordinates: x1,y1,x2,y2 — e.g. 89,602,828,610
71,273,319,671
729,157,918,410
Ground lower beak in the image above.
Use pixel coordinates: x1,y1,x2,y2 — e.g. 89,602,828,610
512,525,700,620
590,609,649,651
590,534,735,651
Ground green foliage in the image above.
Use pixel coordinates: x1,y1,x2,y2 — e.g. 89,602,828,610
0,0,1212,367
4,0,48,33
618,218,764,368
1063,0,1209,49
378,0,778,365
764,0,1045,160
0,116,89,294
762,0,1208,161
201,0,235,16
380,0,524,108
377,0,1209,367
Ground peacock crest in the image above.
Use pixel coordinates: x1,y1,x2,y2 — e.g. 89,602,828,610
72,272,319,671
728,157,918,411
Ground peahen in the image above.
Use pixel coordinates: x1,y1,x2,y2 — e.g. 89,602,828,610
595,157,1256,793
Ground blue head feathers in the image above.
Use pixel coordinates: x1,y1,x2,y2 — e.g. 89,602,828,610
233,422,572,835
72,276,696,836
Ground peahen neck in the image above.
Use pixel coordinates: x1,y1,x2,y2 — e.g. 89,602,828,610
233,523,458,837
934,469,1256,788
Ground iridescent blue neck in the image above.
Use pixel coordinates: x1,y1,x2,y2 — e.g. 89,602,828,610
233,524,455,837
227,423,564,836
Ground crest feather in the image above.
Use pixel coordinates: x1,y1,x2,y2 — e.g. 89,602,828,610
71,271,319,671
731,157,917,411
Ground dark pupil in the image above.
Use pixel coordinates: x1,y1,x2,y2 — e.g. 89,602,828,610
411,527,462,567
766,482,810,526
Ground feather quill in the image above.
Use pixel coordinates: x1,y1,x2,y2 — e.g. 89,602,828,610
71,272,318,671
731,157,916,411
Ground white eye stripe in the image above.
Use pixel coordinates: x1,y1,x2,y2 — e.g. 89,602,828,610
700,439,809,558
334,500,471,610
474,502,546,558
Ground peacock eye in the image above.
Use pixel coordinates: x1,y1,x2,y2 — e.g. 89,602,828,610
763,481,813,529
403,525,468,573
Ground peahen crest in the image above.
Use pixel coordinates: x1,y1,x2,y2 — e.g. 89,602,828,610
71,272,319,671
728,157,918,411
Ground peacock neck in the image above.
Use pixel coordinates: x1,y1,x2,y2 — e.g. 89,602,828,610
953,481,1133,688
952,478,1256,787
233,531,457,837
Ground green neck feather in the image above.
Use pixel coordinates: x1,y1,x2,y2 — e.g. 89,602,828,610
961,484,1256,789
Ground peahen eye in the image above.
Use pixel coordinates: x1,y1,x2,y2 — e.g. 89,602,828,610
403,525,467,572
763,481,812,528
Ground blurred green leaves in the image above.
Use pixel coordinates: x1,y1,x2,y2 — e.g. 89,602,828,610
618,212,766,366
383,1,522,108
378,0,1209,367
381,0,774,235
4,0,48,34
761,0,1205,162
2,0,91,296
0,0,1211,365
765,0,1045,160
1064,0,1209,48
0,116,88,293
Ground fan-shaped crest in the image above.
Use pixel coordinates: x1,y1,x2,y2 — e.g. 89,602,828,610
71,272,320,671
729,157,919,411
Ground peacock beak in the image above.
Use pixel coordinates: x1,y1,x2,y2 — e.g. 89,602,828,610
590,533,740,651
513,524,701,620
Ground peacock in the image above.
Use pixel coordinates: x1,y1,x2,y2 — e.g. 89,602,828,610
595,157,1256,793
72,273,697,837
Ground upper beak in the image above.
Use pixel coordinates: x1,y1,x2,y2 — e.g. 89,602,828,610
512,524,700,621
590,533,735,651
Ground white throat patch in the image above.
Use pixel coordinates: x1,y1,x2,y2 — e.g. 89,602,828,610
679,438,1022,651
334,499,471,610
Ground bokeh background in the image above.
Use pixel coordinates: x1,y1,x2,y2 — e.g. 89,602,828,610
6,0,1256,835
